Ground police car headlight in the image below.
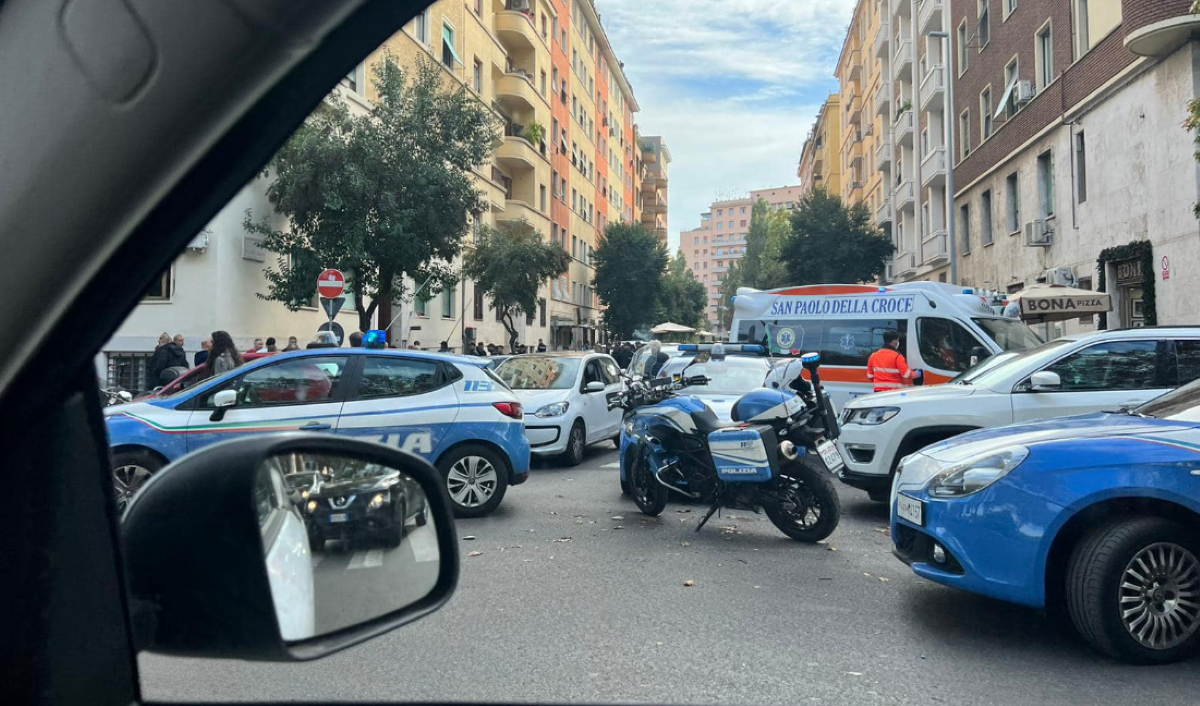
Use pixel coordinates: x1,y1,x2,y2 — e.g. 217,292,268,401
928,446,1029,498
368,493,388,510
843,406,901,426
534,401,570,417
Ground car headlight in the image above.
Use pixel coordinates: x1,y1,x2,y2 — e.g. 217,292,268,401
300,489,310,500
928,446,1029,498
534,401,570,417
368,493,387,510
843,406,901,426
305,500,318,513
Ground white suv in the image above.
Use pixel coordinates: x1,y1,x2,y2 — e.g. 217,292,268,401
836,327,1200,501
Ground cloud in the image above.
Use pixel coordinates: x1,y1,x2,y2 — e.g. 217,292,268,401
598,0,856,248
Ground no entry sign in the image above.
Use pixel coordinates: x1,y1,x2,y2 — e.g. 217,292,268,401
317,269,345,299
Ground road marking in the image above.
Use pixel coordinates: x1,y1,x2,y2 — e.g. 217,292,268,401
410,527,439,563
348,549,384,570
601,462,620,468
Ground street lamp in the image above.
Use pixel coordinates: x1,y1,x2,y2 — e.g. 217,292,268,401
929,30,957,285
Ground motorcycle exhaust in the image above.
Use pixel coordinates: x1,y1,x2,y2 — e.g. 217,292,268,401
779,440,799,461
655,463,701,499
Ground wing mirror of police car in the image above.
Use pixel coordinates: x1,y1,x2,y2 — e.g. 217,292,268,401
209,388,238,421
121,434,459,662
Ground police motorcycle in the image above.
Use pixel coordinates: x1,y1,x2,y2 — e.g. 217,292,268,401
608,348,843,542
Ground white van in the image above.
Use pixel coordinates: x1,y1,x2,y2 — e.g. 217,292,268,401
730,282,1044,408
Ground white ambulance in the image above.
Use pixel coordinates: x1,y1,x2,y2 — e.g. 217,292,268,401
730,282,1044,408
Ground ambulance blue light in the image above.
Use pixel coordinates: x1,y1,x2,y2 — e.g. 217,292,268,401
364,329,387,349
678,344,698,352
742,345,766,353
877,287,886,293
962,288,975,295
730,296,737,305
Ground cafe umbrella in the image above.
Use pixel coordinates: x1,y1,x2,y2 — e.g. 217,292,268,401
1006,284,1113,323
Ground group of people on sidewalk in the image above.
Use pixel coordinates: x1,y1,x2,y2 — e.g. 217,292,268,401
146,331,306,388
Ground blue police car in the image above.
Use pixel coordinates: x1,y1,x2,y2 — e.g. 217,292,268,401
891,377,1200,663
106,347,530,518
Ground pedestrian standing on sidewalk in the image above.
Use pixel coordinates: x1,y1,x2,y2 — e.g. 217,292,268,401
438,341,450,352
475,342,487,356
348,331,364,347
282,336,300,352
866,329,920,392
537,338,547,353
194,338,212,367
247,338,264,354
148,332,187,387
264,337,278,352
205,331,244,378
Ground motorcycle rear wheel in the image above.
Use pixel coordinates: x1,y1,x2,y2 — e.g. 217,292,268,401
629,448,667,516
764,457,841,543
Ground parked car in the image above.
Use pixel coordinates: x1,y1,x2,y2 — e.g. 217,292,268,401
837,327,1200,501
493,352,624,466
106,348,530,517
301,455,427,550
891,378,1200,663
626,343,680,376
655,353,774,422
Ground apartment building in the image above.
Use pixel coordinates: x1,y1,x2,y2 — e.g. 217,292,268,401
682,186,805,329
797,94,844,197
952,0,1200,333
639,135,671,242
835,0,889,235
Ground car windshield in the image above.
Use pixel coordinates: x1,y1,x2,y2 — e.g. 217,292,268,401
493,356,581,390
972,317,1045,351
316,457,396,484
960,339,1075,388
1134,378,1200,421
948,351,1021,384
681,358,769,394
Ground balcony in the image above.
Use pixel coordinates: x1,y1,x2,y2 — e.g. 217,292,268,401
848,93,862,125
894,179,915,212
918,0,944,34
642,146,658,164
874,24,890,59
496,71,542,113
875,81,891,116
876,198,893,226
497,199,549,227
923,230,949,265
895,252,917,277
921,146,947,187
849,141,864,169
894,109,914,147
893,39,913,78
496,10,538,54
875,134,892,169
920,63,945,113
645,191,667,214
848,49,862,82
495,135,541,173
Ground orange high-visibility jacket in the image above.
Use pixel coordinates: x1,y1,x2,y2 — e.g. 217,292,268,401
866,347,914,392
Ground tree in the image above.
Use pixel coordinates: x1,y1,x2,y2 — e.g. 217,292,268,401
656,251,708,330
593,222,669,339
246,55,500,333
463,221,570,351
780,188,894,285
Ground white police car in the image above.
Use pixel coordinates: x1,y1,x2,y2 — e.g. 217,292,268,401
105,347,531,517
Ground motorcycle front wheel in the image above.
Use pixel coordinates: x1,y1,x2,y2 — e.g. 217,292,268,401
629,447,667,516
764,456,841,542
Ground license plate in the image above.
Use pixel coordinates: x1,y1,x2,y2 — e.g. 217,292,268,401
329,513,349,523
896,494,924,526
816,440,844,472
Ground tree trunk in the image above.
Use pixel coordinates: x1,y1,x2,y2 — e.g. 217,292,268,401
501,310,520,353
377,271,393,345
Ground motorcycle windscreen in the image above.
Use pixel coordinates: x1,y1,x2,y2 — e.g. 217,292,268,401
708,428,773,482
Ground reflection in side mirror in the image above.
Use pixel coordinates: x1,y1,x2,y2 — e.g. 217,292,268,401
585,381,605,392
1030,370,1062,392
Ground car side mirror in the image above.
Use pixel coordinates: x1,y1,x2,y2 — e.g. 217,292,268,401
1030,371,1062,392
210,388,238,421
585,381,605,392
121,434,458,661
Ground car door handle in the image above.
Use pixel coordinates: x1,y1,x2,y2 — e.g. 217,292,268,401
299,422,332,431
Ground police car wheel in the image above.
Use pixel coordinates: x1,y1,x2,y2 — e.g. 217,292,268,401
111,449,164,512
561,421,586,467
438,445,508,519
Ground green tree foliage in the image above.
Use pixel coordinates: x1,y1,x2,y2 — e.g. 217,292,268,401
246,55,499,332
716,200,792,331
656,251,708,330
780,188,894,285
463,221,570,351
593,222,669,339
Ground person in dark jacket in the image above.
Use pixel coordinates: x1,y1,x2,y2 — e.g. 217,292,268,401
147,332,188,387
194,338,212,367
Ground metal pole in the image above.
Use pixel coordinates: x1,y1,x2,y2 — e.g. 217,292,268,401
932,29,957,285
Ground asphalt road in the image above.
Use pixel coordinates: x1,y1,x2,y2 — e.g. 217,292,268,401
142,446,1200,705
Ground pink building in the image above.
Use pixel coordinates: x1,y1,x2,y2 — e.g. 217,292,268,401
682,185,805,328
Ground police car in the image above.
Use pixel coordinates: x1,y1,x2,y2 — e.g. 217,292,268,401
105,347,531,518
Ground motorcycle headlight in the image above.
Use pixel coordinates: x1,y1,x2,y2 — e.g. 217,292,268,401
843,406,901,426
305,500,318,513
368,493,387,510
534,401,570,417
928,446,1029,498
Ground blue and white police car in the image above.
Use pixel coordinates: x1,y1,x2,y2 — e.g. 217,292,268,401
106,347,530,517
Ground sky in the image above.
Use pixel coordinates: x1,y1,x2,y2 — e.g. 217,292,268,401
598,0,856,251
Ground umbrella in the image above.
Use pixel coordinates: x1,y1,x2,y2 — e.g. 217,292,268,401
1007,284,1112,323
650,322,697,334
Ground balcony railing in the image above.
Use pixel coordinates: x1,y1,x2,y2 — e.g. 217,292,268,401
876,198,894,225
875,134,893,169
918,0,944,34
896,251,917,275
923,230,949,264
875,81,891,116
873,24,890,59
893,39,913,77
920,64,945,113
894,179,915,212
894,109,914,146
921,146,947,187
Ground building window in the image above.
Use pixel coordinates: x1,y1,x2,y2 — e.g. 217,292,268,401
475,0,483,14
1005,172,1020,233
960,203,971,254
539,298,547,327
957,20,970,75
413,9,430,43
442,283,457,319
441,23,462,68
1037,150,1055,218
1005,0,1018,18
1036,22,1053,89
540,185,547,212
981,189,994,245
415,294,428,317
1003,57,1019,118
540,70,547,95
1075,131,1088,204
959,109,971,161
980,86,993,139
473,58,483,92
977,0,990,48
144,266,172,301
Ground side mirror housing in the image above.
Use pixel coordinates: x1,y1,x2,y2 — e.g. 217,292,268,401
210,388,238,421
585,381,605,392
121,434,459,662
1030,370,1062,392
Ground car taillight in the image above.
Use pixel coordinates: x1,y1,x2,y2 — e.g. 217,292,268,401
494,401,523,419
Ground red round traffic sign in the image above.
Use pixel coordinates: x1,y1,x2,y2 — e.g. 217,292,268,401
317,269,345,298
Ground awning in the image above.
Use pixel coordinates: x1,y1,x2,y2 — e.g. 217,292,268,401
1008,284,1112,323
443,25,464,65
650,322,696,334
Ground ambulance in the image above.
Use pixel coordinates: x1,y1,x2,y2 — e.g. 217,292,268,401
730,282,1045,408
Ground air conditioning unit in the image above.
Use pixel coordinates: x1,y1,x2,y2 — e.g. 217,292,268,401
1023,219,1053,247
1015,80,1036,106
1040,267,1077,287
186,231,210,251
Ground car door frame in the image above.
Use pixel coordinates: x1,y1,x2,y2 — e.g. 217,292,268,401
595,355,625,438
578,357,611,443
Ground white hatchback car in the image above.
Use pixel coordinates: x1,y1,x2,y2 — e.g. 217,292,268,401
837,327,1200,501
493,353,625,466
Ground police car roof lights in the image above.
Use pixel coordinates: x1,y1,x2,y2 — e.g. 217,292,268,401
677,343,766,355
364,329,387,349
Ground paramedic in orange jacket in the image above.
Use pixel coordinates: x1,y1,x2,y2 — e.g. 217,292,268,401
867,330,921,392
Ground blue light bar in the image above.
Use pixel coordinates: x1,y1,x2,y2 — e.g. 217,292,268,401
678,344,698,351
364,329,387,349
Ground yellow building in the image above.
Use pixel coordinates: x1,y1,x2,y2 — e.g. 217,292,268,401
797,93,842,197
834,0,886,227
